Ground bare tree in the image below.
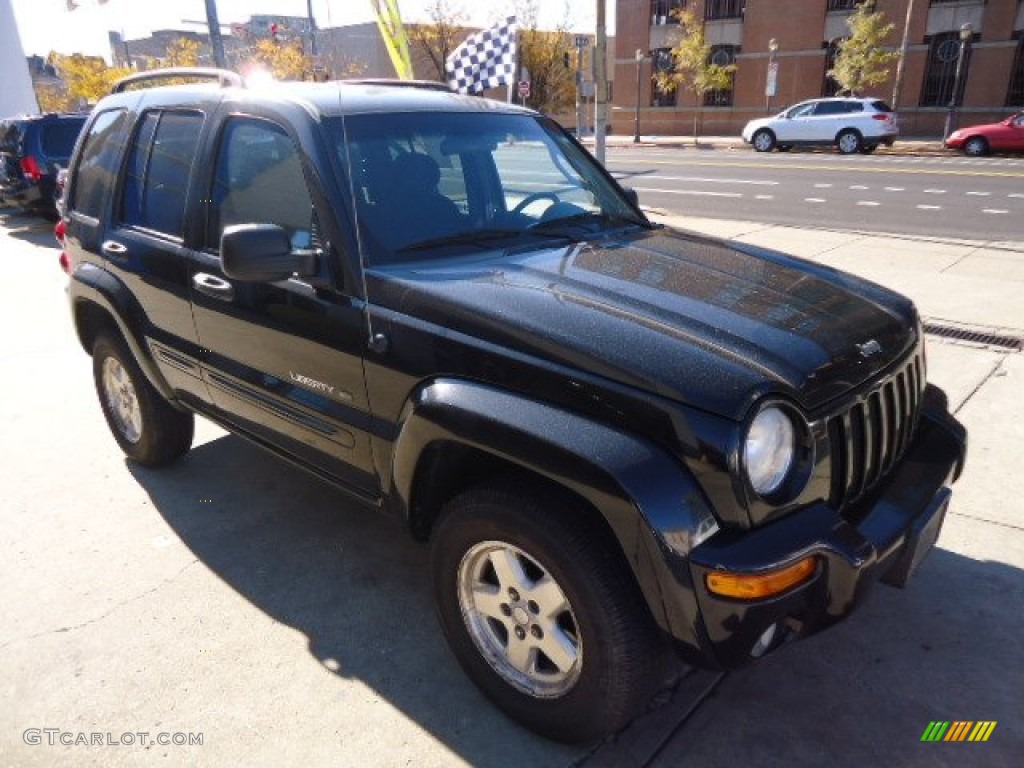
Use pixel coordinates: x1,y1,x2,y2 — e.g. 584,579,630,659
407,0,467,82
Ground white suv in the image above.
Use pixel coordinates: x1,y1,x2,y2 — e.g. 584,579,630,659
742,97,898,154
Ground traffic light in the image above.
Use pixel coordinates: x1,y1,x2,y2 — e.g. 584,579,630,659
270,23,279,43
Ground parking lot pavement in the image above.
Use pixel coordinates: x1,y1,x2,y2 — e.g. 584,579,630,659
3,209,1021,766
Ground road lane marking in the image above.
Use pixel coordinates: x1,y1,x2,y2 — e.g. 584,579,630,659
982,209,1008,214
1009,193,1024,199
917,205,942,210
635,187,743,197
856,201,880,206
804,197,827,203
754,194,774,200
884,187,905,191
814,183,832,188
850,185,869,190
924,189,946,194
966,191,991,196
646,175,778,186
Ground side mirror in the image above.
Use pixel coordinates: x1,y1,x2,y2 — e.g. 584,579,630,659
623,187,640,207
220,223,317,282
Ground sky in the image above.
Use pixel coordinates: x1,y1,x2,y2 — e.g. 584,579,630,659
11,0,607,61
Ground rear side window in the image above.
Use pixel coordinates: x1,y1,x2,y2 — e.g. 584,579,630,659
40,119,86,158
844,101,864,113
120,110,203,238
69,109,129,220
870,100,893,113
0,121,26,153
813,101,846,116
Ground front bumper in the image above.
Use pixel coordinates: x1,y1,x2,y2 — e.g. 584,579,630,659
687,394,966,668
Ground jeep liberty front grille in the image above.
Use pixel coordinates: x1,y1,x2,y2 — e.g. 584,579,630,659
828,351,925,511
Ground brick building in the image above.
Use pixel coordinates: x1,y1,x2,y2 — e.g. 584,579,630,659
612,0,1024,137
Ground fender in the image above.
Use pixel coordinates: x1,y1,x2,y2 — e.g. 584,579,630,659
69,262,177,402
391,378,720,664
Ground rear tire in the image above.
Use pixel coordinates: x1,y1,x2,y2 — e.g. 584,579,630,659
92,333,193,467
752,129,776,153
431,482,661,743
964,136,988,157
836,129,862,155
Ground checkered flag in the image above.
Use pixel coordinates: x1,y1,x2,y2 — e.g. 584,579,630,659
445,17,517,95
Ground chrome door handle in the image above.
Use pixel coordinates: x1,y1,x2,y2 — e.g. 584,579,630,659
192,272,235,301
101,240,127,258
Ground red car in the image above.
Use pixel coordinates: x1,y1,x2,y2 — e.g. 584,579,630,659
945,111,1024,156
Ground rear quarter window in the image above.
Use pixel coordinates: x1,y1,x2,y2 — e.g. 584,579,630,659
0,121,26,154
870,101,893,113
69,109,130,220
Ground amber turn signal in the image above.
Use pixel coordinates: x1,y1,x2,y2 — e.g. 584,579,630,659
706,557,817,599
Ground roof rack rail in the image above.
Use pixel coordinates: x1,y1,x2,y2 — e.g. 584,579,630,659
112,67,244,94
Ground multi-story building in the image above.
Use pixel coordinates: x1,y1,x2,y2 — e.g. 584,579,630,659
613,0,1024,136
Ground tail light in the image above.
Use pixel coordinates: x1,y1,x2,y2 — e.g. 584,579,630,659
20,155,44,181
872,114,891,122
55,220,70,274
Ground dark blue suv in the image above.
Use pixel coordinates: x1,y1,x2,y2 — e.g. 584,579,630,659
0,113,86,217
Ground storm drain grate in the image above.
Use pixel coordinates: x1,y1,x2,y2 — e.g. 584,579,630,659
923,320,1024,352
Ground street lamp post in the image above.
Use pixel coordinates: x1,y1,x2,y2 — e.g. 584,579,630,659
765,38,778,114
633,48,645,143
943,23,973,139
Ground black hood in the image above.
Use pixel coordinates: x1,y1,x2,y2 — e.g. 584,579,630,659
369,228,917,420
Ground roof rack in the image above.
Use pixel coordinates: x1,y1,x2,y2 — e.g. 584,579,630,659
112,67,244,94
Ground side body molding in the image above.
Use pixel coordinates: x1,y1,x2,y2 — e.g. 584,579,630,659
390,378,718,663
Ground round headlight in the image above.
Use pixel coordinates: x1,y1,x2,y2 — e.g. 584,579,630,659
743,406,796,496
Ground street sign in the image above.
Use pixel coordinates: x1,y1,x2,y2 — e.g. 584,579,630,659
765,62,778,97
575,35,589,48
518,80,530,98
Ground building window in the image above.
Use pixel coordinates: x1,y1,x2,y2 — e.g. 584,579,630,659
704,0,743,22
822,39,843,97
826,0,863,10
651,0,686,26
920,31,973,107
704,45,737,106
1008,35,1024,106
650,48,677,106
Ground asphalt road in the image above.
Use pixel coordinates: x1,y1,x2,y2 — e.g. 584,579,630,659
605,149,1024,241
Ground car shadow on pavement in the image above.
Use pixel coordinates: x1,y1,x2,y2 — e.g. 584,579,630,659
0,209,58,249
128,433,1023,767
127,433,582,767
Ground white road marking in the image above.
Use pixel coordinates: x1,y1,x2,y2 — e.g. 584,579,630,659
850,185,869,190
814,183,832,188
1009,193,1024,199
924,189,946,194
647,175,778,186
635,187,743,198
917,205,942,210
856,201,880,206
754,194,774,200
804,197,827,203
982,209,1008,214
884,186,905,191
966,191,991,196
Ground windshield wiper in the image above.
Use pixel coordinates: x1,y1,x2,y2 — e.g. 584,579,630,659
528,211,648,235
397,227,573,253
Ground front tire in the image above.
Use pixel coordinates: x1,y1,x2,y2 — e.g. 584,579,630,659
836,129,862,155
431,482,661,743
92,333,193,467
964,136,988,157
752,129,776,152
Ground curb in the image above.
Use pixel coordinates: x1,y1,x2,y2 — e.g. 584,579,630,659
586,137,954,157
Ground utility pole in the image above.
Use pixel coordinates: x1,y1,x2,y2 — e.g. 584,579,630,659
594,0,608,164
204,0,226,68
307,0,317,56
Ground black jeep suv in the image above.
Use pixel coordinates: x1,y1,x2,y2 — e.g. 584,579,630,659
0,113,86,216
61,69,966,743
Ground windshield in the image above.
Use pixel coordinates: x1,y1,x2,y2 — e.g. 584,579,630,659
328,111,646,264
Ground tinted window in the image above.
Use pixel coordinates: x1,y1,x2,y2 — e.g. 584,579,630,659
787,102,816,118
812,101,846,116
120,111,202,237
40,119,86,158
0,121,26,153
69,109,129,220
207,118,313,249
869,100,893,113
844,101,864,113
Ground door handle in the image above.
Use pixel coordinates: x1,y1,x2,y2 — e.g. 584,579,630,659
192,272,235,301
101,240,127,258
